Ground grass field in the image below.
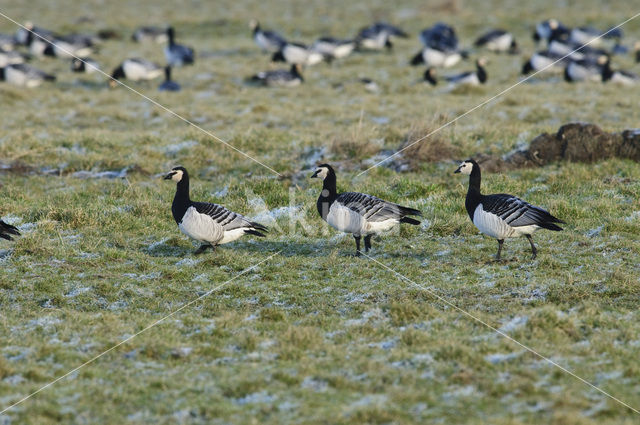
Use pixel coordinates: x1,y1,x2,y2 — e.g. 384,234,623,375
1,0,640,423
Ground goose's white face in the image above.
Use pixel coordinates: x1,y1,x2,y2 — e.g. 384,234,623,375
455,161,473,175
312,166,329,180
165,168,184,182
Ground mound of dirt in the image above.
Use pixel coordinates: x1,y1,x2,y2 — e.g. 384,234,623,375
475,122,640,173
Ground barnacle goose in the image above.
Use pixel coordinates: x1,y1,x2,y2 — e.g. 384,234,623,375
634,41,640,63
0,220,20,241
158,66,181,91
15,22,54,47
0,48,26,67
249,64,303,87
419,22,458,50
564,55,608,82
311,164,421,256
49,34,95,58
601,58,638,85
249,19,286,52
312,37,356,61
164,167,267,254
425,58,487,86
272,42,325,66
0,34,17,51
410,46,464,68
0,63,55,87
109,58,163,87
355,22,407,51
131,26,168,44
165,27,194,67
533,19,569,44
71,57,99,73
474,29,518,54
455,159,564,260
521,50,568,75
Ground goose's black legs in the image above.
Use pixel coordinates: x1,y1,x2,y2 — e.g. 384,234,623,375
364,235,372,252
354,235,361,256
194,244,213,255
496,239,504,260
526,234,537,259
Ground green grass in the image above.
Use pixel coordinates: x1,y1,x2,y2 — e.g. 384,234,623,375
1,0,640,423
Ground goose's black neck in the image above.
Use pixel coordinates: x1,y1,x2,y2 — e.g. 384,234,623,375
317,171,338,220
477,64,487,83
465,163,482,220
172,173,191,224
167,28,176,46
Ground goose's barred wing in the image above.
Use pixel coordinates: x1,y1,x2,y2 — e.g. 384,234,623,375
0,220,20,240
482,194,564,229
336,192,421,222
192,202,267,232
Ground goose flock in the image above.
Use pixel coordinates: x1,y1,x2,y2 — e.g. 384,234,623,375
0,17,638,90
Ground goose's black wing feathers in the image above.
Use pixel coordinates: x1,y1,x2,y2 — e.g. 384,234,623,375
0,220,20,240
481,194,564,229
192,202,267,232
336,192,421,222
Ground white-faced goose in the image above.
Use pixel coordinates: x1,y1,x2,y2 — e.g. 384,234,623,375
474,29,518,54
564,55,608,82
521,50,568,75
249,64,303,87
601,58,638,85
109,58,163,87
131,26,168,43
455,159,564,260
312,37,356,61
249,19,286,52
272,42,325,66
164,27,194,67
426,58,487,86
0,220,20,241
158,66,181,91
0,63,55,87
355,22,407,51
71,57,99,73
0,48,26,68
164,167,267,254
311,164,421,256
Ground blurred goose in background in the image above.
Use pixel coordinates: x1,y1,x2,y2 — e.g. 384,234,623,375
355,22,407,51
424,58,487,86
569,26,603,46
312,37,356,61
410,45,464,68
311,164,421,256
0,220,20,241
249,19,286,52
249,64,303,87
158,66,181,91
455,159,564,260
564,55,608,82
419,22,458,50
474,29,518,54
131,26,168,43
14,22,54,46
601,57,638,85
109,58,163,87
0,48,26,67
272,41,325,66
164,166,267,254
48,33,95,58
533,19,569,44
71,57,99,73
634,41,640,63
0,63,55,87
0,33,17,51
165,27,194,66
521,50,568,75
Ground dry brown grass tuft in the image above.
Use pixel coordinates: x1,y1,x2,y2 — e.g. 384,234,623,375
397,117,459,170
330,111,385,160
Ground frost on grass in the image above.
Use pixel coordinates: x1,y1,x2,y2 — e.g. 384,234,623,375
498,315,528,334
233,391,277,405
485,351,523,364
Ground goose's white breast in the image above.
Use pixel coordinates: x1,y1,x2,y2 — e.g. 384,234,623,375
178,207,224,244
